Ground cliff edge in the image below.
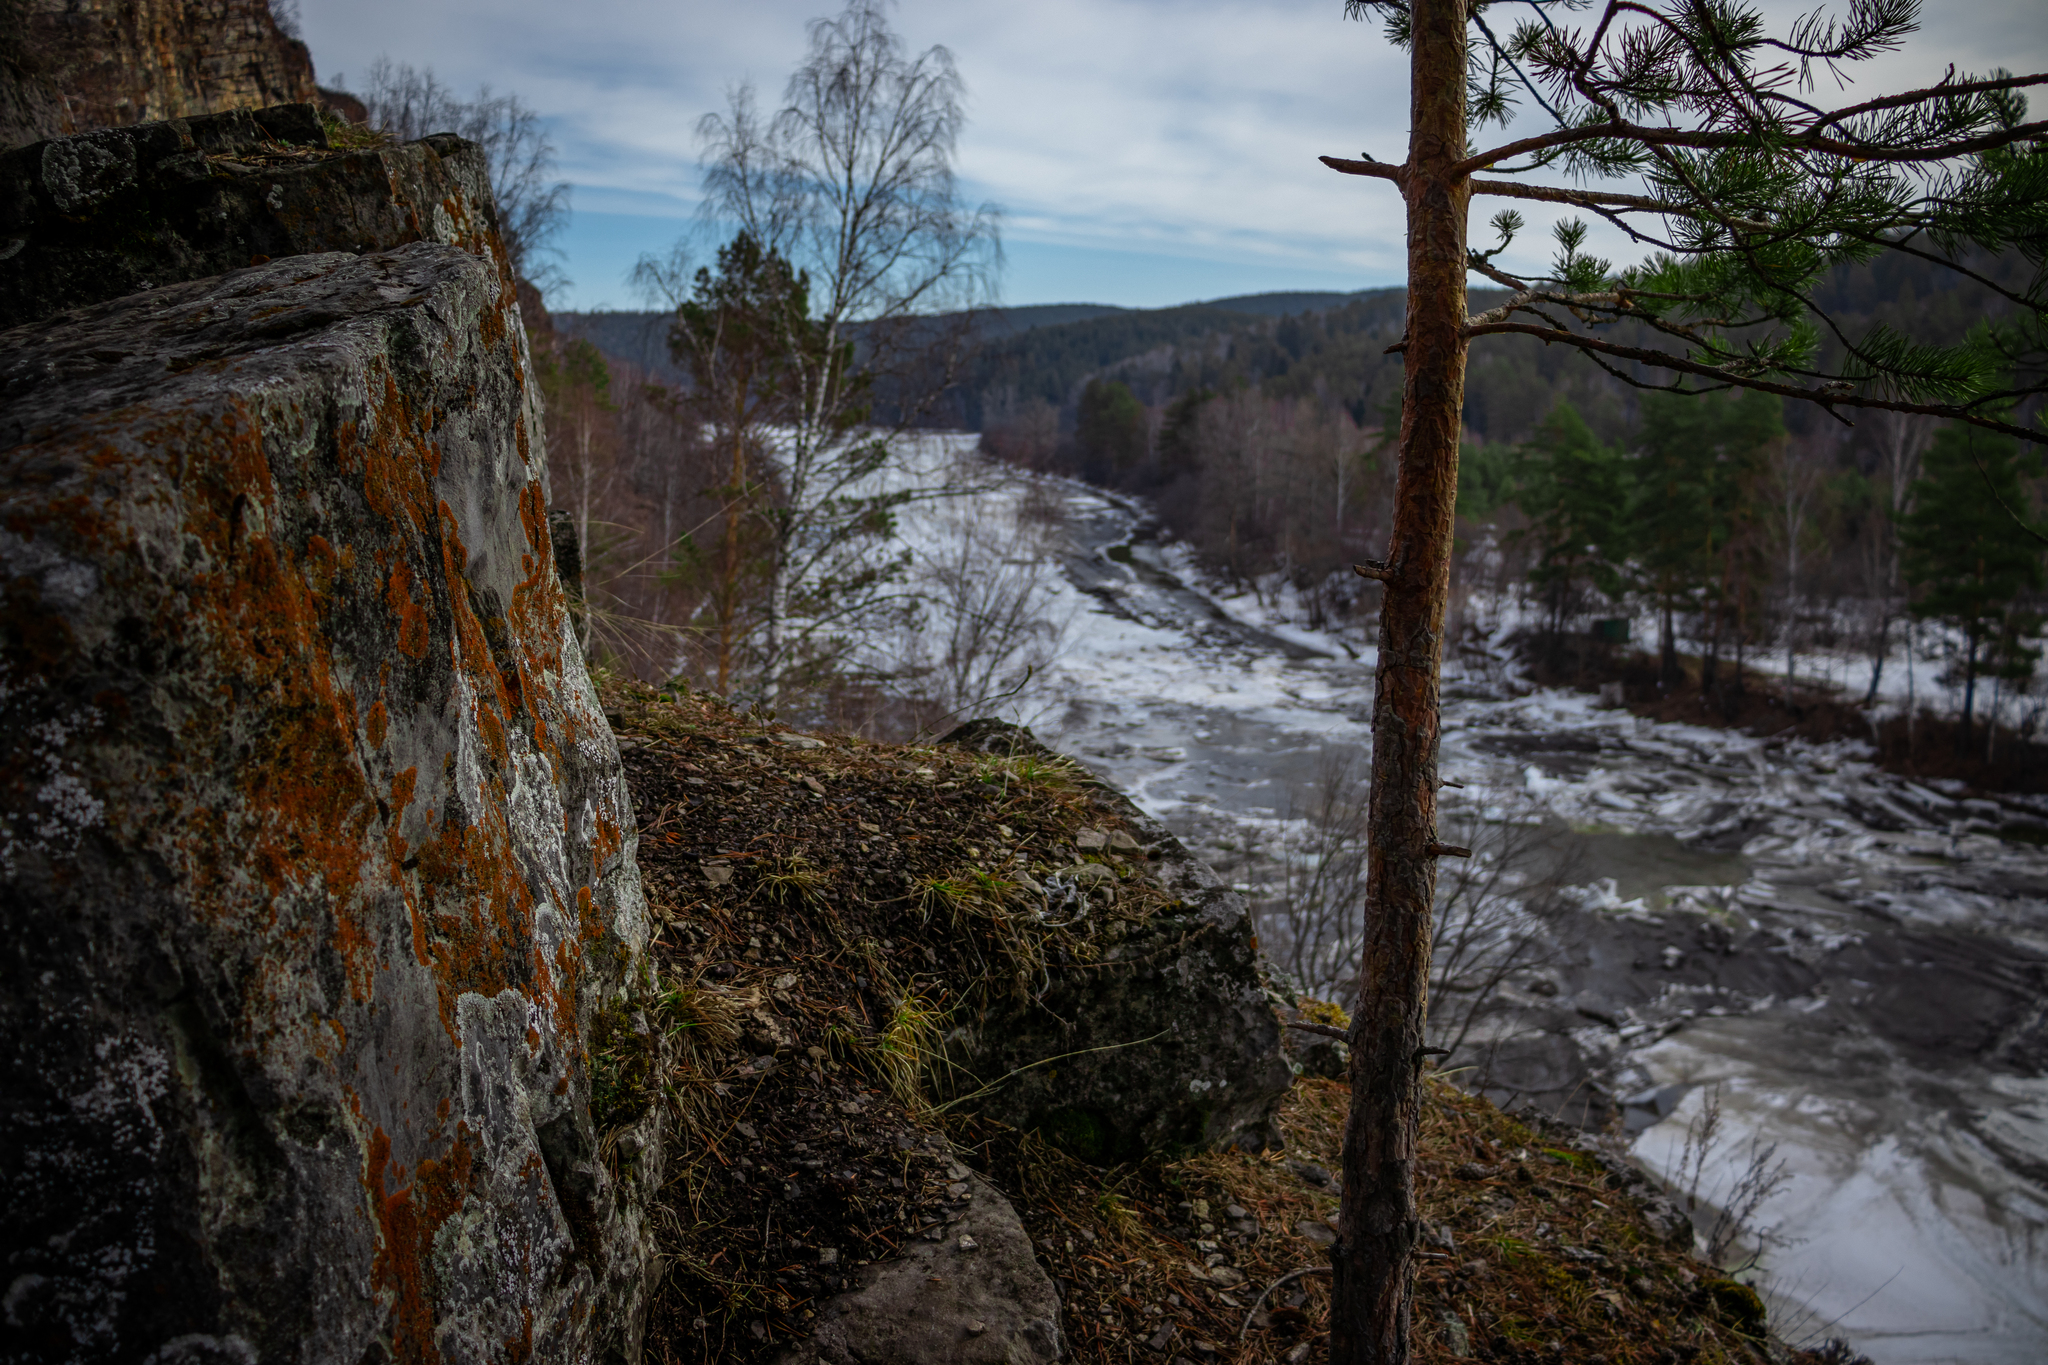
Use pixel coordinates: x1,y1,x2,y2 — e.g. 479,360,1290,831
1,0,319,149
0,243,657,1363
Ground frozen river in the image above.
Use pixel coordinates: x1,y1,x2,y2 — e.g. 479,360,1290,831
1010,476,2048,1364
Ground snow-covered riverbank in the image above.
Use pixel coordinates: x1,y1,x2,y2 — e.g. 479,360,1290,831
948,461,2048,1364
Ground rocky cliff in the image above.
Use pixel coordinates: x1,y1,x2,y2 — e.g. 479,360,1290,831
0,102,509,330
1,0,318,149
0,241,657,1362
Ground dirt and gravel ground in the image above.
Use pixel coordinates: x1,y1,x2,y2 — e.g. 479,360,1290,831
595,675,1858,1365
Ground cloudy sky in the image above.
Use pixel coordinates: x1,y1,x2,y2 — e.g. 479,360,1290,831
297,0,2048,313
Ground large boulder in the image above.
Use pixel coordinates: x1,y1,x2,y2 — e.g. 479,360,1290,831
0,104,510,329
777,1174,1062,1365
939,720,1293,1161
0,243,656,1362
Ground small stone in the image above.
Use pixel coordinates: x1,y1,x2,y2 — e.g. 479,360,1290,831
702,862,733,885
958,1234,979,1251
1076,828,1108,850
1145,1324,1177,1352
1108,829,1142,852
839,1100,865,1115
818,1248,839,1266
802,775,826,796
1294,1220,1336,1248
1441,1310,1473,1358
1223,1204,1247,1220
966,1320,987,1336
858,820,882,834
773,973,798,990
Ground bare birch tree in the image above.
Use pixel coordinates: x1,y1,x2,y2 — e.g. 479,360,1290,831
1862,407,1935,700
675,0,1002,700
357,59,571,290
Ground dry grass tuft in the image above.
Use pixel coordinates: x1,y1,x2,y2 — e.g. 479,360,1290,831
957,1077,1849,1365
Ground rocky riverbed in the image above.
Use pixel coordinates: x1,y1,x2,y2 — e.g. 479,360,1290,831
1004,468,2048,1365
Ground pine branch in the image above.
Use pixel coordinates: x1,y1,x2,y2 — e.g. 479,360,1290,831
1463,320,2047,444
1464,175,1775,231
1460,111,2048,176
1318,154,1407,185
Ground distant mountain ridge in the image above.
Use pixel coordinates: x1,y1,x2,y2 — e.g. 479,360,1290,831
553,288,1401,409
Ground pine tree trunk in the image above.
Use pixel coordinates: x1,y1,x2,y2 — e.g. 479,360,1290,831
1330,4,1467,1363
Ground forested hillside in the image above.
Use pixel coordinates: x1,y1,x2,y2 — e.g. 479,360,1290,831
552,244,2043,756
967,250,2044,755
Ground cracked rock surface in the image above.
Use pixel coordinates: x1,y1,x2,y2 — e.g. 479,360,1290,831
776,1173,1061,1365
0,243,655,1363
0,103,511,330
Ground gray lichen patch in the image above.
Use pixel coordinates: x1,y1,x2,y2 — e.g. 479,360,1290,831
0,244,653,1363
0,103,513,330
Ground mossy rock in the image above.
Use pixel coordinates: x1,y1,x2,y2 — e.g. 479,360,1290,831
936,720,1293,1160
1701,1277,1767,1336
1036,1107,1119,1164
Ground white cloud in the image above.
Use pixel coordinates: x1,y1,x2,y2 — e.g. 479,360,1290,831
299,0,2048,307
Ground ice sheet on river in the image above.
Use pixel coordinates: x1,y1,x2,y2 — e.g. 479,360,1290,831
1004,469,2048,1365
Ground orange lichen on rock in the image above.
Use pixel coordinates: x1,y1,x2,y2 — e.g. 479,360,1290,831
0,243,657,1361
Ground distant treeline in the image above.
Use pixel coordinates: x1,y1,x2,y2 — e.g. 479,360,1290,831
969,251,2043,745
549,249,2043,742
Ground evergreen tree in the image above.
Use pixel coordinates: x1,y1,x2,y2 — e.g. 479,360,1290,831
1075,378,1148,484
1317,3,2045,1356
1453,438,1516,520
1509,403,1630,640
668,232,843,694
1155,387,1213,477
1631,388,1782,694
1898,423,2046,745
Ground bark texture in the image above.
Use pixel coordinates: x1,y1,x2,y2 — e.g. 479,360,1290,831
1331,2,1469,1363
